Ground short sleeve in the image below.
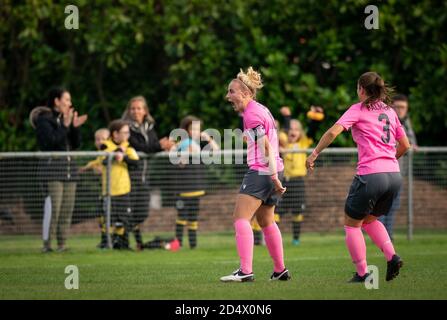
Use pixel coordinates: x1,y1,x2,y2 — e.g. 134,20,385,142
244,111,266,142
244,110,263,130
336,104,361,131
245,125,266,142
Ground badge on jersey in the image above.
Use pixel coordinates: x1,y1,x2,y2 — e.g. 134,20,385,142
246,125,266,142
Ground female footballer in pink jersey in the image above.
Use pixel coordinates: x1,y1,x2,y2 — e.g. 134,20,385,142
220,67,290,282
306,72,411,282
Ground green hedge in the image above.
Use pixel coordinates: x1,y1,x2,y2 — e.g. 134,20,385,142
1,0,446,151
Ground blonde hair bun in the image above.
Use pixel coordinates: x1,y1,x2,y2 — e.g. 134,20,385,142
237,66,263,93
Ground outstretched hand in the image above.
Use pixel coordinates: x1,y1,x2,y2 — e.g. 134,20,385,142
159,137,175,151
280,106,292,117
73,111,88,128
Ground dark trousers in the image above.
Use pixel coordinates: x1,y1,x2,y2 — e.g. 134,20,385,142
175,196,200,248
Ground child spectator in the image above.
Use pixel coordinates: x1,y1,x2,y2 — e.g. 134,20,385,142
277,105,324,245
79,128,110,248
171,115,219,249
79,128,110,174
98,120,139,249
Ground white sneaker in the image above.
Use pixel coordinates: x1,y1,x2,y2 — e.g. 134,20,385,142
220,269,254,282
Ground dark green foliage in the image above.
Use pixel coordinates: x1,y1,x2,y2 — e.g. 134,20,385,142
1,0,446,151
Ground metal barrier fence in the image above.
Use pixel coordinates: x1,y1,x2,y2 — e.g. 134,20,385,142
0,148,446,248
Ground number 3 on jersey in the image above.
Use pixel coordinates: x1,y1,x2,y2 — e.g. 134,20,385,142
378,113,390,144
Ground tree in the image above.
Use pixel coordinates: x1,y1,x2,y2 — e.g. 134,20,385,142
0,0,445,151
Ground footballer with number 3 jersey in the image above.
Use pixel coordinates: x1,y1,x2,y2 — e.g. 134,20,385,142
220,67,290,283
306,72,411,283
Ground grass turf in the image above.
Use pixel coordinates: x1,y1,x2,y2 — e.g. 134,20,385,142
0,231,446,299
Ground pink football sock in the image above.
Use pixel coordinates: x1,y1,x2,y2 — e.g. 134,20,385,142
262,223,285,273
362,220,396,261
344,225,368,276
234,219,254,274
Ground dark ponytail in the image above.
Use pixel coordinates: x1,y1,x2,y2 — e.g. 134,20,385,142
358,72,394,109
46,87,68,109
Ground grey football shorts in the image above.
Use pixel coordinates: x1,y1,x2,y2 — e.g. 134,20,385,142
239,169,284,206
345,172,402,220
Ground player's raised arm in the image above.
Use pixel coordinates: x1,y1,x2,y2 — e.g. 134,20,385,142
306,124,344,173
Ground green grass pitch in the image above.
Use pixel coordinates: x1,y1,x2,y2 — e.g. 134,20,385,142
0,231,446,299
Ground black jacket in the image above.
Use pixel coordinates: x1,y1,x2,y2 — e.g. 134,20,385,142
128,120,162,186
128,121,162,154
34,108,81,182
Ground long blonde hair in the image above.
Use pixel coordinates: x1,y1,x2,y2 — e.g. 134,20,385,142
122,95,155,124
234,66,264,98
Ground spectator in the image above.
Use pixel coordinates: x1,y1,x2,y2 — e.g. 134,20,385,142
172,115,219,249
379,94,418,240
98,120,139,250
79,128,110,248
122,96,174,250
79,128,110,174
276,105,324,245
31,87,87,253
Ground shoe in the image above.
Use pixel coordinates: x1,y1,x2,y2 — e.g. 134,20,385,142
136,243,144,251
220,269,254,282
97,233,108,249
57,246,69,252
41,247,53,253
348,272,370,283
112,234,130,250
386,255,403,281
270,268,291,281
292,239,300,246
165,239,180,252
